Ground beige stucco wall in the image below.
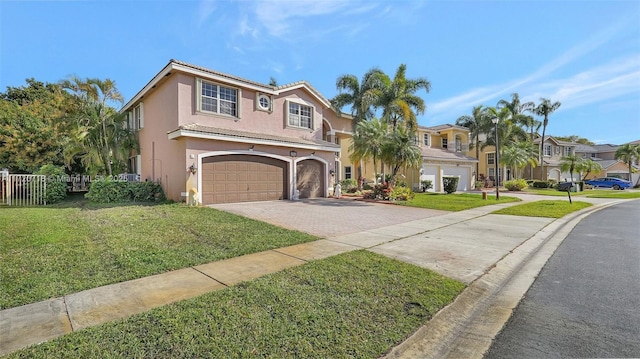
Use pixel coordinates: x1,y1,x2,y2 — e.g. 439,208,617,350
135,74,187,200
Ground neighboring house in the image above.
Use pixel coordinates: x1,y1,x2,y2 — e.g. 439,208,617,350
574,141,639,183
532,136,579,181
120,59,351,204
414,124,478,192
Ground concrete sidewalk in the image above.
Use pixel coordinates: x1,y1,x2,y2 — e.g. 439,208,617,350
0,197,626,357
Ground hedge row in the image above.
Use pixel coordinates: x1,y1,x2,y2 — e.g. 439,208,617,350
85,180,165,203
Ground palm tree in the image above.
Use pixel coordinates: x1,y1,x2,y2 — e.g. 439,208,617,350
369,64,431,132
456,105,491,176
500,141,538,179
330,68,385,130
61,77,135,176
614,143,640,185
560,154,583,182
349,118,388,185
498,93,540,179
577,159,603,181
380,126,422,186
533,98,561,180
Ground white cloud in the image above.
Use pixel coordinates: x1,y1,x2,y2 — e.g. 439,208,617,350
196,0,217,27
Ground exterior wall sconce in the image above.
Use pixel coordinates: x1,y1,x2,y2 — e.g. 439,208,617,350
311,151,315,156
290,150,297,157
329,169,335,176
249,144,254,151
189,164,197,174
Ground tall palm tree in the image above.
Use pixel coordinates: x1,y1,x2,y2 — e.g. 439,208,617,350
500,141,538,179
614,143,640,185
533,98,561,180
498,93,539,179
560,154,584,182
330,68,385,130
456,105,491,176
369,64,431,132
349,118,388,185
380,125,422,186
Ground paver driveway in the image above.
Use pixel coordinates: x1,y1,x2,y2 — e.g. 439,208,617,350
208,198,448,237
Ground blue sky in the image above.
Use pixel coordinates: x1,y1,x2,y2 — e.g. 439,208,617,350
1,0,639,144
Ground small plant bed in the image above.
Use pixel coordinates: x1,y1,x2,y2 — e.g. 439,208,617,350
401,193,520,212
6,251,465,358
492,200,592,218
0,203,318,309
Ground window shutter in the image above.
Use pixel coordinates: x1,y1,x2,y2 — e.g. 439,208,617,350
139,102,144,129
136,155,142,174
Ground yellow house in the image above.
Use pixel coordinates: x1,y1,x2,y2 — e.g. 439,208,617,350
334,123,478,193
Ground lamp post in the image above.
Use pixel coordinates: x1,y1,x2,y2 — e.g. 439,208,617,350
492,116,500,200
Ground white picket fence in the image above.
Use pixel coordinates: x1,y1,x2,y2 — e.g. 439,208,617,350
0,170,47,206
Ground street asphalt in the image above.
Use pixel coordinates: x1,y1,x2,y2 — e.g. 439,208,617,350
485,200,640,359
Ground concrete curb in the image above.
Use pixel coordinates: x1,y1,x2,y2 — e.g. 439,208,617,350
383,199,629,359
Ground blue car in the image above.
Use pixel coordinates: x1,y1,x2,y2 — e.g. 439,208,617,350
584,177,632,190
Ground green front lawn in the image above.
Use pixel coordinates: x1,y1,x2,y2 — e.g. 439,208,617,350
402,192,520,211
492,200,592,218
7,251,465,358
0,203,318,309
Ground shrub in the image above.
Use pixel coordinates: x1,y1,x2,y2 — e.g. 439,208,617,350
504,179,528,191
475,180,484,190
363,183,390,201
389,186,414,201
442,176,459,194
421,180,433,192
35,165,67,204
340,179,358,193
85,179,165,203
532,180,551,188
396,180,408,188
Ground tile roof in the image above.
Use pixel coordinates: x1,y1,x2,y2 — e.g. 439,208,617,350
420,147,478,162
170,123,340,148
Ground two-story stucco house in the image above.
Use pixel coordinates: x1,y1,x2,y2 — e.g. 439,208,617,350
120,59,352,204
532,136,578,181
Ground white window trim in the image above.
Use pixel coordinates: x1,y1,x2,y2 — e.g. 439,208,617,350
285,99,314,130
423,133,430,147
487,152,495,165
543,144,552,157
256,93,272,112
196,78,242,119
564,146,572,156
135,103,144,130
344,166,352,180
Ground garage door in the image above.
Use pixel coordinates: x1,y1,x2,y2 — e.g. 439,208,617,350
296,159,323,198
201,155,288,204
442,166,470,191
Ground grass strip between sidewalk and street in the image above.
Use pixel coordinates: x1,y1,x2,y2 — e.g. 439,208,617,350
0,203,318,309
492,200,592,218
402,192,520,211
5,250,465,359
523,188,640,199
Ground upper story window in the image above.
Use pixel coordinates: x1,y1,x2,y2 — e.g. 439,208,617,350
543,144,552,156
288,101,313,129
564,146,572,156
487,152,495,165
413,136,418,145
197,79,239,117
423,133,430,146
128,103,144,131
442,138,448,149
256,93,272,112
455,136,462,152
